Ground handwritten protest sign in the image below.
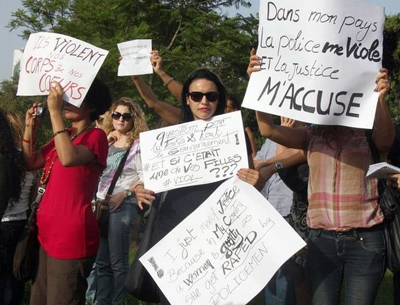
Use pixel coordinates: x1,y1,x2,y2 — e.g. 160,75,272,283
140,177,306,305
140,112,249,193
242,0,385,129
118,39,152,76
17,32,108,107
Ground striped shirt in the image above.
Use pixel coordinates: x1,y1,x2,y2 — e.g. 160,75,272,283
307,129,384,231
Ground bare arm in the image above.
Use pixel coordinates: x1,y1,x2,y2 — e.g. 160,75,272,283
372,68,395,153
256,111,308,149
48,83,96,167
245,127,257,159
22,103,45,171
151,50,183,101
131,77,182,125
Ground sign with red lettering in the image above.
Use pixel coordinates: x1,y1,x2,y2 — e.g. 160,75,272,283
17,32,108,107
242,0,385,129
140,177,306,305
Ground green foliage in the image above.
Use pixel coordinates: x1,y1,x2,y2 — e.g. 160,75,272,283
384,14,400,122
3,1,400,145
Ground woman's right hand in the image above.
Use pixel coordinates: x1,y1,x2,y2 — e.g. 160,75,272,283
107,130,119,143
247,47,262,76
25,102,42,130
134,185,156,210
150,50,163,75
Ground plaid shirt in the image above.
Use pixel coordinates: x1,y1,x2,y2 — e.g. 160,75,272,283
307,129,384,231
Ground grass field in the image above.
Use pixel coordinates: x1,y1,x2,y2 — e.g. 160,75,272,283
21,269,394,304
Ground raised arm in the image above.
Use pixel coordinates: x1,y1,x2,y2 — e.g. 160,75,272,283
256,111,308,150
372,68,395,153
151,50,183,101
131,76,182,125
22,103,45,171
47,82,96,167
247,48,308,149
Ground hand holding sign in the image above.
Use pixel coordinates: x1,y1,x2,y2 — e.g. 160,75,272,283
47,82,64,114
17,32,108,107
242,0,385,129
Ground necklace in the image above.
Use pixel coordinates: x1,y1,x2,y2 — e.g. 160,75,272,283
40,125,92,184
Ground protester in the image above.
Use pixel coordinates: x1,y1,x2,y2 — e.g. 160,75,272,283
22,79,111,305
95,98,148,305
132,68,263,305
131,50,259,147
1,111,38,305
0,109,25,303
248,46,394,304
254,117,305,305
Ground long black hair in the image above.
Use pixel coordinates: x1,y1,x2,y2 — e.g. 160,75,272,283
180,69,227,123
0,110,25,206
83,78,112,122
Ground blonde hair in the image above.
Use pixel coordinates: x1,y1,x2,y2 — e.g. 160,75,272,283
106,97,148,146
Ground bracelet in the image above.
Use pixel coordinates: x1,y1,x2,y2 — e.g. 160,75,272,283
164,77,174,87
133,183,144,191
53,128,68,138
23,138,31,143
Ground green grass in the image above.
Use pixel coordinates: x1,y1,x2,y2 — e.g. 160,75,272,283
22,263,395,305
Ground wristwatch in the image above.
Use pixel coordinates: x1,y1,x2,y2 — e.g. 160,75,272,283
275,162,284,171
124,189,133,197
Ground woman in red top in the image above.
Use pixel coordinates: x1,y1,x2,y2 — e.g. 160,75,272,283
22,79,111,305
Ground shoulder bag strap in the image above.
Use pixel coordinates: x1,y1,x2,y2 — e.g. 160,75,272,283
106,144,132,196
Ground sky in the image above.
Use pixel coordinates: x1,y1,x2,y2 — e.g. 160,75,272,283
0,0,399,83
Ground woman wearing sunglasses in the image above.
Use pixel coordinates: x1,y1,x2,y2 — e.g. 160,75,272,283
95,98,148,305
134,69,262,305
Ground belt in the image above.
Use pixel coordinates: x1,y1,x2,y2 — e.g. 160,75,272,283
310,223,384,239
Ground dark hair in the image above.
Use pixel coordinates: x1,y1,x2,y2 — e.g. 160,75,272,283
227,94,242,110
0,110,24,204
180,69,227,122
83,78,112,122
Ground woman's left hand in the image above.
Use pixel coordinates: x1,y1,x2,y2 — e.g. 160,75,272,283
376,68,390,101
47,81,64,115
108,191,126,212
237,168,265,190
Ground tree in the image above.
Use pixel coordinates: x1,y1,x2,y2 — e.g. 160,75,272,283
6,0,258,131
384,14,400,122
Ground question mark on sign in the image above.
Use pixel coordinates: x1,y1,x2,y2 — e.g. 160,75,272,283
210,168,220,178
230,163,238,175
222,165,230,177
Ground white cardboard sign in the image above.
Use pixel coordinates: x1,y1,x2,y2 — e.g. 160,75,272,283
139,112,249,193
242,0,385,129
118,39,152,76
17,32,108,107
140,177,306,305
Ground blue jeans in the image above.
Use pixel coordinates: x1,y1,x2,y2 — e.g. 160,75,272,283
264,215,296,305
306,225,386,305
96,199,138,305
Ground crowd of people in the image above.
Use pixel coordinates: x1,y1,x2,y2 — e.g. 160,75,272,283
0,46,398,305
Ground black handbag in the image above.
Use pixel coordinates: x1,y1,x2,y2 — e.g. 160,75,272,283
13,186,45,282
367,131,400,272
94,144,132,237
125,193,162,303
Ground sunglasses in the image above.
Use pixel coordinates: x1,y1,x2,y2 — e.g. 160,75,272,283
188,91,219,103
111,111,133,121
